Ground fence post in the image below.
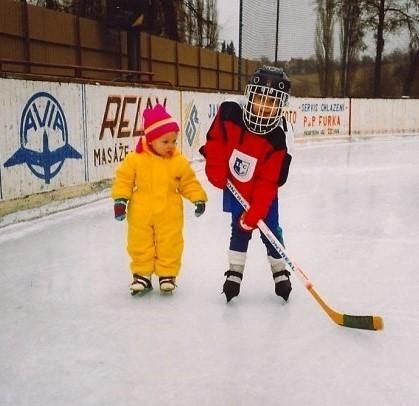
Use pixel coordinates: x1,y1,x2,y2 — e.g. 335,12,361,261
21,0,31,73
74,15,82,78
198,47,201,88
238,0,243,91
175,41,179,87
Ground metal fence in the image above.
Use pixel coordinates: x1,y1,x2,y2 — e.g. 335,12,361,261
1,0,417,98
237,0,418,98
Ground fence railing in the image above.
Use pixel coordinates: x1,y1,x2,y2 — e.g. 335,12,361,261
0,57,175,87
0,1,258,92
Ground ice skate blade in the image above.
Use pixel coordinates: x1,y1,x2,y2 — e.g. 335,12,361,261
130,287,153,297
159,289,175,295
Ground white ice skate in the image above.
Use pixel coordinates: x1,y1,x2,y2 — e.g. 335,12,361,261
130,274,152,296
159,277,176,293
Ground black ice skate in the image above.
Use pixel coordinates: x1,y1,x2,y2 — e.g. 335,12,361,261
130,274,152,296
273,270,292,301
222,270,243,303
159,276,177,293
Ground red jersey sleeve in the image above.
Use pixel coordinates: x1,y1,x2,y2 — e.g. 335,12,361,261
201,104,229,189
244,149,286,227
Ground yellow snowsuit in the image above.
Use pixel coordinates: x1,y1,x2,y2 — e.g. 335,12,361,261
112,142,207,277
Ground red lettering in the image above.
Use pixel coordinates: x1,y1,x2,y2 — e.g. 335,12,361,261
117,96,136,138
100,96,170,140
99,96,121,140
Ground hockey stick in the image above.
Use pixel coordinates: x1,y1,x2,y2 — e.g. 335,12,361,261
226,180,384,331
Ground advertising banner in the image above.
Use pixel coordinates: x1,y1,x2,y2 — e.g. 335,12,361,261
1,76,417,204
0,78,85,200
84,85,180,182
181,92,244,162
288,97,350,138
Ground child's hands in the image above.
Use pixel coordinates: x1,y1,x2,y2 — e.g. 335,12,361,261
202,144,228,189
205,167,227,189
239,211,258,232
194,201,206,217
209,174,227,189
114,198,128,221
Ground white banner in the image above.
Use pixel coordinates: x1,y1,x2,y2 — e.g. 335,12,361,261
0,78,85,200
181,92,244,162
84,85,180,182
1,76,418,203
288,97,350,138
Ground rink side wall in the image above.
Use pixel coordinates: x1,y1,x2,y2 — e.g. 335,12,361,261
0,77,418,207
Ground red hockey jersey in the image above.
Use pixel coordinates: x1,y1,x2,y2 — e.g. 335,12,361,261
201,101,292,226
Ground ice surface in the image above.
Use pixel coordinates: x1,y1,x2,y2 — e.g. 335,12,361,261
1,136,419,406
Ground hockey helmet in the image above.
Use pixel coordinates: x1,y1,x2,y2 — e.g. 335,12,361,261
243,65,291,134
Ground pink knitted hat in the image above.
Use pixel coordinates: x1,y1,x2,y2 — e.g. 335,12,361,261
143,104,179,143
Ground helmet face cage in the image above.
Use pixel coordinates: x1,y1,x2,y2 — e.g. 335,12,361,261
243,66,291,135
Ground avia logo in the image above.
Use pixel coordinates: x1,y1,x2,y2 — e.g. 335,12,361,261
185,104,199,146
4,92,82,184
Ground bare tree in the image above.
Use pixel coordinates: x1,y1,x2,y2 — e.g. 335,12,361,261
23,0,219,50
183,0,218,48
205,0,219,49
336,0,365,96
32,0,62,9
68,0,103,18
315,0,336,96
196,0,204,47
401,0,419,96
227,41,235,55
361,0,414,97
161,0,181,41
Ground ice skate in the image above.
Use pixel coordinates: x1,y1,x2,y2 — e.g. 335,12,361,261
159,276,177,293
130,274,152,296
222,268,244,303
273,270,292,301
268,256,292,301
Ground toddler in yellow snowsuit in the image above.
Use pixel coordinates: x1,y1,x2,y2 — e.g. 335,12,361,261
112,104,207,295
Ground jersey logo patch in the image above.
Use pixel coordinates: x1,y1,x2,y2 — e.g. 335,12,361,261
229,149,257,182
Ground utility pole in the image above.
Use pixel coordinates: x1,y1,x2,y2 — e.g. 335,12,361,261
238,0,243,91
274,0,280,65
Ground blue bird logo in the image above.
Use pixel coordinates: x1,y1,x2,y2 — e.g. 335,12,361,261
4,92,82,184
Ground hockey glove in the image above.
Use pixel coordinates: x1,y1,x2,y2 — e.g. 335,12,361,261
203,144,228,189
194,201,206,217
114,198,128,221
238,212,257,232
207,170,227,189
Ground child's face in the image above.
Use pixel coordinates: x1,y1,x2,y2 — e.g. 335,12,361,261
150,131,178,157
251,94,280,117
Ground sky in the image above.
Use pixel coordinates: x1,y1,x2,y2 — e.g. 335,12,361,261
217,0,316,60
1,136,419,405
216,0,409,61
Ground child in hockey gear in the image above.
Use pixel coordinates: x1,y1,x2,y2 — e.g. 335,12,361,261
200,66,293,303
112,104,207,295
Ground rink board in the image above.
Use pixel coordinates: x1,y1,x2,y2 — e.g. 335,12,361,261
84,85,179,183
0,79,85,200
180,91,244,162
350,98,419,136
289,97,350,137
0,77,418,202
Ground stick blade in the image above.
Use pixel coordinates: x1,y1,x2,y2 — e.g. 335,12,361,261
342,314,384,331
